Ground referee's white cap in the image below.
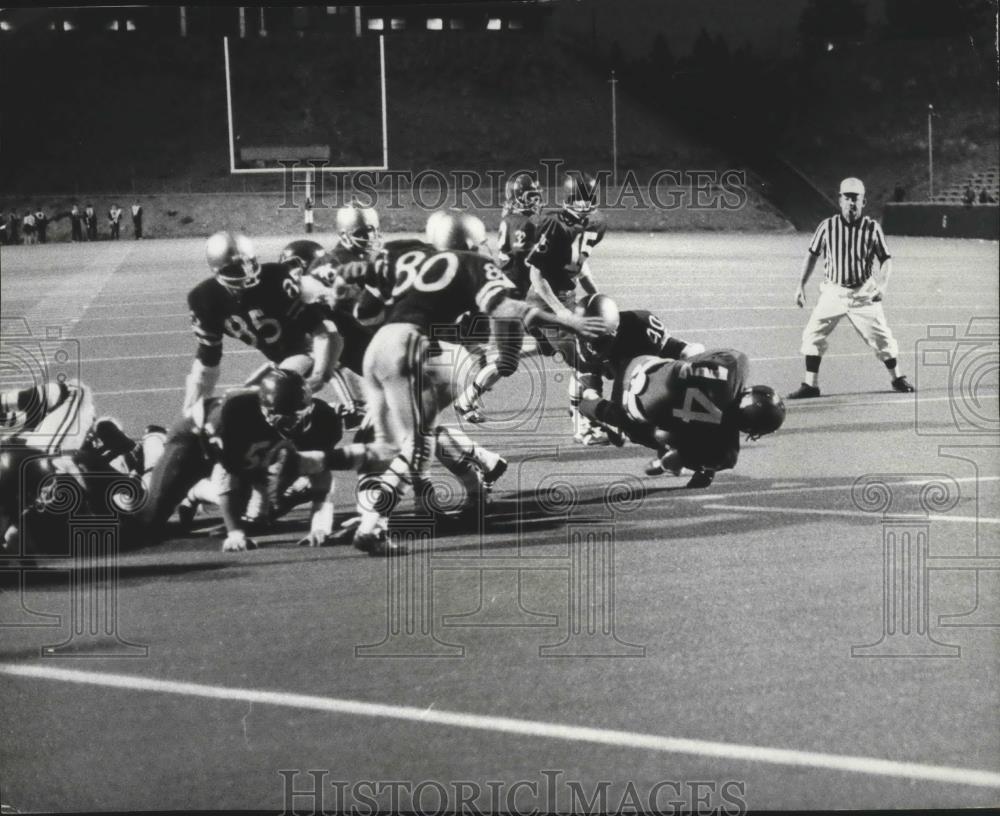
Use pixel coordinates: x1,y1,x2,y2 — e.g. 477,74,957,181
839,177,865,196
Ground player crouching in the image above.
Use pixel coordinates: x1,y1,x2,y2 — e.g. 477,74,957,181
140,369,352,551
578,349,785,488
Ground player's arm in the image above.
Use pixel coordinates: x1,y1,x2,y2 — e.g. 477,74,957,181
490,296,606,340
306,320,338,393
870,223,893,300
528,265,571,315
184,295,223,414
577,260,598,295
796,223,825,307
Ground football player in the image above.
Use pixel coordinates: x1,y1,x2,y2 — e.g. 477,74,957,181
333,210,609,555
140,369,352,550
183,231,335,414
453,174,543,422
578,349,785,488
568,295,706,445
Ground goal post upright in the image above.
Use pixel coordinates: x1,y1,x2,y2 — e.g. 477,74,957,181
223,34,389,176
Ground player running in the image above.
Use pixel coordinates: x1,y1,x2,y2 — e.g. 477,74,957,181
334,210,610,555
183,231,336,414
453,173,543,422
578,348,785,489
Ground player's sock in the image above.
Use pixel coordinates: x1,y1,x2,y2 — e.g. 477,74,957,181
883,357,902,378
804,355,821,388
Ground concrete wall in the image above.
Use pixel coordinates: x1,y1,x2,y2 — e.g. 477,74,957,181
883,203,999,240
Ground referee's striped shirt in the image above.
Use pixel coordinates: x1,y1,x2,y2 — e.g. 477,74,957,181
808,214,891,287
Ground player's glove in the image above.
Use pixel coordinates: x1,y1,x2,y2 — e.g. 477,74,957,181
222,529,258,552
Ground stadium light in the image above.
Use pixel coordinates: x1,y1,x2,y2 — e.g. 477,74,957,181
426,18,443,30
609,70,618,188
367,17,384,31
487,18,502,30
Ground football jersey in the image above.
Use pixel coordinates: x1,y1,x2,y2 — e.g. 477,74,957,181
204,392,343,476
621,349,748,471
188,263,322,366
587,310,677,380
378,242,517,334
496,211,539,298
524,209,606,294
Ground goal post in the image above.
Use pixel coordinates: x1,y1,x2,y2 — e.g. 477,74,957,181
223,34,388,175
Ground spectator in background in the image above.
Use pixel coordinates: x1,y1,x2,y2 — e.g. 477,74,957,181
892,184,906,203
34,207,48,243
0,218,7,245
85,204,97,240
131,200,143,239
8,210,20,245
108,203,123,240
22,211,36,245
978,187,995,204
304,197,314,234
70,204,84,242
963,184,976,207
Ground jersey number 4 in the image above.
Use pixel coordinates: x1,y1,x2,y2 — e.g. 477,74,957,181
672,364,729,425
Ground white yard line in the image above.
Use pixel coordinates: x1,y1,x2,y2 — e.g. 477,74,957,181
2,664,999,789
703,504,999,524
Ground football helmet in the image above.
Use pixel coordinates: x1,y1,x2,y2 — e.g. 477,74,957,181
575,293,620,364
562,172,599,219
425,210,487,252
206,231,260,291
736,386,786,440
279,239,325,271
504,173,542,215
259,369,313,437
336,206,381,254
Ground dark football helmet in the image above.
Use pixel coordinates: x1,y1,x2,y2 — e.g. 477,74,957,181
562,172,599,219
425,210,487,252
504,173,542,215
259,369,313,436
206,231,260,291
575,293,620,364
737,386,786,440
279,239,325,272
336,206,381,254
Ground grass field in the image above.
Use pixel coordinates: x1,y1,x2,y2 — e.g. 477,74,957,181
1,232,998,811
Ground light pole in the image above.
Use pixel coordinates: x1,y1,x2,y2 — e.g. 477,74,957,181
609,70,618,188
927,104,934,199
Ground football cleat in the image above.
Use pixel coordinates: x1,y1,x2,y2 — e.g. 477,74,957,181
686,469,715,489
891,376,915,393
574,428,610,446
354,529,407,557
455,399,486,424
482,455,508,488
786,383,821,400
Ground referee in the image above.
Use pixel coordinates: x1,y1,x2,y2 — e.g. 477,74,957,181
788,177,914,398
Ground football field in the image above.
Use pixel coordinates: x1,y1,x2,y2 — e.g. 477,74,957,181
1,232,998,811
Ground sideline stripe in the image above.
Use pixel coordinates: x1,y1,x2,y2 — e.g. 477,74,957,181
688,475,1000,503
704,504,1000,525
2,664,999,789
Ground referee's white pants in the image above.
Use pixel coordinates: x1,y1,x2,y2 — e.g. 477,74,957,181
30,384,95,455
799,280,899,361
